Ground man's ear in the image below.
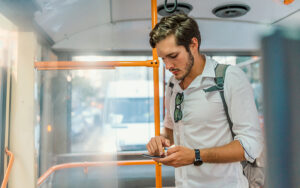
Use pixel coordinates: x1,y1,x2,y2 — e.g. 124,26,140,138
189,37,199,53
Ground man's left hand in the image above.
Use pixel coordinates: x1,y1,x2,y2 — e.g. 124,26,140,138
154,146,195,167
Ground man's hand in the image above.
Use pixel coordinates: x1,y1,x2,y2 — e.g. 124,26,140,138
147,136,170,156
154,146,195,167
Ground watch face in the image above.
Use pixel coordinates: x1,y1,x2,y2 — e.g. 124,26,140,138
194,159,203,166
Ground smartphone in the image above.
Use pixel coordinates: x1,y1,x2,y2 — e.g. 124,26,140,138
141,154,165,159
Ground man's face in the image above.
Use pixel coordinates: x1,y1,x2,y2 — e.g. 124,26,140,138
156,35,194,81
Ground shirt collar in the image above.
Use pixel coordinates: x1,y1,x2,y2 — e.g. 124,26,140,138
201,56,218,78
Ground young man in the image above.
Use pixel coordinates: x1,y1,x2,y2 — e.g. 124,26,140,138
146,14,263,187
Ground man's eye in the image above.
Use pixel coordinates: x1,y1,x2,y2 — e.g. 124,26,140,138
170,54,178,58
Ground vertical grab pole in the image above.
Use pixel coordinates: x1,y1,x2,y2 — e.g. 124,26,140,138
151,0,162,187
153,62,162,188
151,0,158,60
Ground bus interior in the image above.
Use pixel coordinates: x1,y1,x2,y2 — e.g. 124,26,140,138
0,0,300,187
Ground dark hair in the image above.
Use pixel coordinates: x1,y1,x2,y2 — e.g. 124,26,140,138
149,13,201,52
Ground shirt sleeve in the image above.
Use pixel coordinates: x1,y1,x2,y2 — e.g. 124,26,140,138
164,78,174,130
224,66,264,163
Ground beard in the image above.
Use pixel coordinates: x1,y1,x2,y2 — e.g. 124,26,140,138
177,50,194,81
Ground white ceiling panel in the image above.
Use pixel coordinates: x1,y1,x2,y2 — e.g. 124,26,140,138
188,0,299,24
35,0,110,42
112,0,300,24
53,19,270,52
112,0,151,21
34,0,300,51
198,20,271,52
275,9,300,26
53,21,152,51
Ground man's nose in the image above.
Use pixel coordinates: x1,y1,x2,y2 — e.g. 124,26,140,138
164,59,174,70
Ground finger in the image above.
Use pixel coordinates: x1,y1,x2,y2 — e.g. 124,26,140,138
147,138,156,155
146,143,152,154
155,137,164,156
159,154,175,164
167,146,180,155
163,138,170,147
155,158,169,166
151,137,161,155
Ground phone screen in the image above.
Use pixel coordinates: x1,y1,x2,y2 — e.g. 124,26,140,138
142,154,165,159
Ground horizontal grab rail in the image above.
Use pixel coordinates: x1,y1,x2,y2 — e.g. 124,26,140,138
35,60,159,70
37,160,156,186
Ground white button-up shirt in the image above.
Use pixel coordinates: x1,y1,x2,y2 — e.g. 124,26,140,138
164,56,263,188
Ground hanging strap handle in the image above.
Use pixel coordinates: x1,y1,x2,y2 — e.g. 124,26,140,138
164,0,178,13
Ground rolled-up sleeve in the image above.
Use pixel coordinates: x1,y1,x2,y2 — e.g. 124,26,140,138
224,66,264,163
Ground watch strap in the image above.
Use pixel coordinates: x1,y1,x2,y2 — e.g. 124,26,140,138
195,149,200,160
194,149,203,166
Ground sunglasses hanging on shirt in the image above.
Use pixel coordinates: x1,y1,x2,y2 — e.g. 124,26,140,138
174,92,184,122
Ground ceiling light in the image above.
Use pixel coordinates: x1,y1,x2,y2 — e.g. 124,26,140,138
212,4,250,18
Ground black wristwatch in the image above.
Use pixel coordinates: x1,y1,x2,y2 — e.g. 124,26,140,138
194,149,203,166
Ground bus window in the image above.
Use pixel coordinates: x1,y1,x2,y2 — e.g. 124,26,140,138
36,56,166,180
102,80,163,151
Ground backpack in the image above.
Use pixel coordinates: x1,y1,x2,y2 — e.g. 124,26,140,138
203,64,265,188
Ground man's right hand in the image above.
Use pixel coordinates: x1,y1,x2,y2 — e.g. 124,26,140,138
146,136,171,156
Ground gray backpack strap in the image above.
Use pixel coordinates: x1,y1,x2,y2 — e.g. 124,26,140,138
203,64,227,92
204,64,260,176
204,64,235,138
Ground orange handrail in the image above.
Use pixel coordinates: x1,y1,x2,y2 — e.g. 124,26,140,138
34,60,158,70
151,0,162,187
1,148,14,188
37,160,156,186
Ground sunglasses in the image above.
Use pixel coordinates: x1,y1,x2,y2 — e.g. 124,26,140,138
174,92,184,122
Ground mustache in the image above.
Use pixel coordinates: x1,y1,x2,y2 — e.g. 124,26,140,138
169,68,180,72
